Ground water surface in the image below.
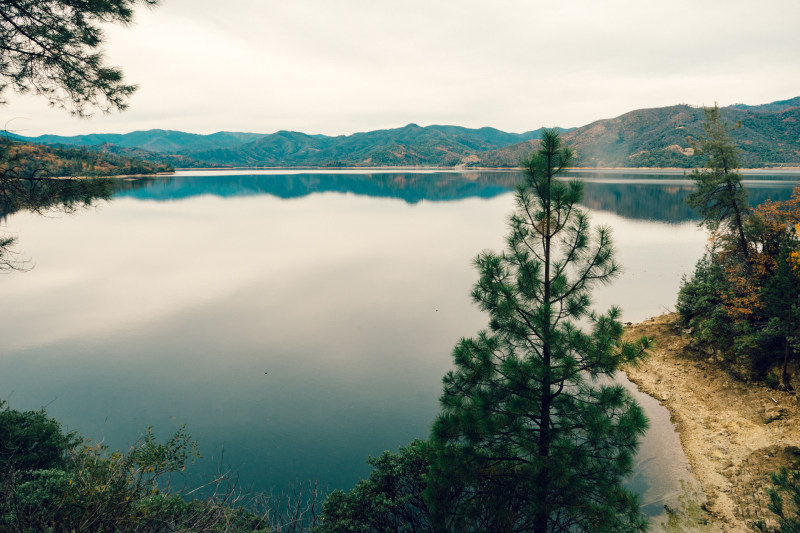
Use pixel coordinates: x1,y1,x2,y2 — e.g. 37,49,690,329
1,169,798,517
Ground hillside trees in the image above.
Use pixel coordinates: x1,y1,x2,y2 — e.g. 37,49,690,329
425,130,650,532
0,136,115,271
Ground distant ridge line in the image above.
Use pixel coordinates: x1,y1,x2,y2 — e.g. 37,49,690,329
6,97,800,169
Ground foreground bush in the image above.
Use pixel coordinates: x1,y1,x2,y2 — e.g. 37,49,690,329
0,401,271,532
315,440,432,532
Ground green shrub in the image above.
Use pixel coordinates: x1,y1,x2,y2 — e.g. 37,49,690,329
0,403,271,532
316,439,432,532
0,401,79,477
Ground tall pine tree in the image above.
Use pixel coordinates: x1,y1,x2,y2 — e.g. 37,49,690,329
426,130,649,533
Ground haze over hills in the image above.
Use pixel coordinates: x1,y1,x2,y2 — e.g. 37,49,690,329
8,97,800,169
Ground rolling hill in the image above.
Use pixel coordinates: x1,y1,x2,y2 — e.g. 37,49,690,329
473,99,800,168
561,101,800,167
22,129,268,154
181,124,549,167
7,97,800,168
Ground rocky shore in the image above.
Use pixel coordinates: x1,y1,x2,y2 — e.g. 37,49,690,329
623,313,800,532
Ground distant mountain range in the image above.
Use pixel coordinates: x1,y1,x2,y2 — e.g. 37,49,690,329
7,96,800,169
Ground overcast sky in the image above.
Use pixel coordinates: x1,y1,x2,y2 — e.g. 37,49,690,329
3,0,799,137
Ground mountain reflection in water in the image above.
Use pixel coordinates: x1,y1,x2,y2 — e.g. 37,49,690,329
1,169,798,524
113,169,800,223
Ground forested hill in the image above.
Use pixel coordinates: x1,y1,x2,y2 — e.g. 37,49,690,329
19,129,267,154
562,98,800,167
10,97,800,168
480,98,800,168
1,139,173,177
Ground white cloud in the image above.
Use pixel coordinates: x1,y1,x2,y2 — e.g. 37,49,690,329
2,0,799,136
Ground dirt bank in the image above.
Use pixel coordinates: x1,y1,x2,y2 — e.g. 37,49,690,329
623,313,800,532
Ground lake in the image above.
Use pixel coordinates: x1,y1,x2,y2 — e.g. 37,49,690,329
1,168,798,519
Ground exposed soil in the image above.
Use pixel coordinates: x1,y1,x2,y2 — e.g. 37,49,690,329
623,313,800,532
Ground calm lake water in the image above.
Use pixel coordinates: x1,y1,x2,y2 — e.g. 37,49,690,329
2,169,798,518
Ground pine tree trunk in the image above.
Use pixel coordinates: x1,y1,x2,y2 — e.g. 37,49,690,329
533,161,554,533
725,175,749,262
717,139,749,263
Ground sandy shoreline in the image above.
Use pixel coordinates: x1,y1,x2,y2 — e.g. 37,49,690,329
623,314,800,532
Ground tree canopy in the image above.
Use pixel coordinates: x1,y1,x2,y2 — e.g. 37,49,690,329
0,0,158,116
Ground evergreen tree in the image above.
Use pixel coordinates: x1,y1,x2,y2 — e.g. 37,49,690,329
757,197,800,388
426,130,650,532
763,238,800,388
0,0,159,116
686,104,751,261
